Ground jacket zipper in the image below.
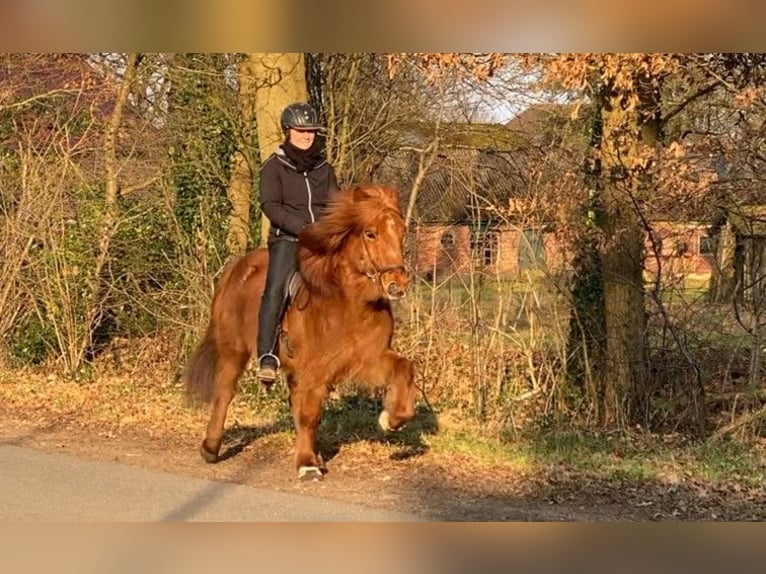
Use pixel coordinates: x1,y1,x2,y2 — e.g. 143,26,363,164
304,171,315,223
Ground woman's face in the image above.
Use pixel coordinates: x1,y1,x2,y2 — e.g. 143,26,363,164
288,128,317,150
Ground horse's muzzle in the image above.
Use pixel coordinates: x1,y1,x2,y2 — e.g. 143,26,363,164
383,269,409,300
386,281,406,299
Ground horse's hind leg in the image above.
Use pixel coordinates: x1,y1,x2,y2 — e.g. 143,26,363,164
289,380,326,481
377,351,416,432
200,354,246,463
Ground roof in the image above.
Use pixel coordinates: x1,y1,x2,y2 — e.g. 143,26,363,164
379,109,584,225
505,102,573,134
393,120,525,152
379,146,527,224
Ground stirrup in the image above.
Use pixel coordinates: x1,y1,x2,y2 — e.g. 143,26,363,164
256,353,280,384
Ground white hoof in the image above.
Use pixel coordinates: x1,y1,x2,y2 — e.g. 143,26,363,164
298,466,323,481
378,410,393,432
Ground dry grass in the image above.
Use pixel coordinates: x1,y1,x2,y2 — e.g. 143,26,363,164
0,353,278,441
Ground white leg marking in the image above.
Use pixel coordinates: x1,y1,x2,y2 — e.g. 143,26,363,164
298,466,323,481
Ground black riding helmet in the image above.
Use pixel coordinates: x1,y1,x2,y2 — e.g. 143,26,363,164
280,102,324,131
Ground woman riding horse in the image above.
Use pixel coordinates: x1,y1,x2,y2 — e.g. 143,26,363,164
256,102,340,386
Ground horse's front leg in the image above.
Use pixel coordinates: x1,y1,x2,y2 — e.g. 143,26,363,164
289,379,327,481
376,350,417,432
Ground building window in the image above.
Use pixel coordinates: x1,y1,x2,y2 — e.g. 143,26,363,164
471,230,498,267
483,234,498,266
440,229,456,251
519,229,545,270
699,234,716,255
648,230,664,255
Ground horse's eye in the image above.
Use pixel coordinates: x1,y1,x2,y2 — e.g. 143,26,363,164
364,229,377,240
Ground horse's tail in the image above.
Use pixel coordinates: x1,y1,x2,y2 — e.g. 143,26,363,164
184,327,219,405
184,255,241,405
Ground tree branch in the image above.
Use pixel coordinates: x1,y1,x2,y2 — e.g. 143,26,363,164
661,80,722,127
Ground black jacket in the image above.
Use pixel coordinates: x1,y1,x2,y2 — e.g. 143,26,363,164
259,147,340,244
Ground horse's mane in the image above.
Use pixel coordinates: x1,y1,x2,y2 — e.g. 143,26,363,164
297,184,402,297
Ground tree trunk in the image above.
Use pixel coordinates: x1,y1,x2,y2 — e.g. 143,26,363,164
251,53,308,246
321,54,362,180
103,54,138,220
225,55,258,254
598,77,652,427
708,220,740,303
600,219,647,426
567,95,606,421
81,53,139,370
744,236,766,390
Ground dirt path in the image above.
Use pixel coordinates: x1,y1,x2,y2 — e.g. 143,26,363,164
3,410,764,521
1,373,764,521
0,413,624,521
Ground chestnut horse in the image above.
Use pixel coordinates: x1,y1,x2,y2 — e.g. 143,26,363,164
184,184,416,481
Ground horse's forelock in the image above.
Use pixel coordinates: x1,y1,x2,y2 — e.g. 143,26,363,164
302,185,399,249
353,185,401,215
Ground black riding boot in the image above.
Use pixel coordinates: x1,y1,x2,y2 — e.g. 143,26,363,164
256,239,297,386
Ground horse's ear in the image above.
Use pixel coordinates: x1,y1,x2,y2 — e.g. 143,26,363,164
381,186,401,209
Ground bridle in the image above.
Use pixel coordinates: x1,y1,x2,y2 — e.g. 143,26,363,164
360,232,407,287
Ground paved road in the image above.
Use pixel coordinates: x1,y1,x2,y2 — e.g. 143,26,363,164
0,445,423,521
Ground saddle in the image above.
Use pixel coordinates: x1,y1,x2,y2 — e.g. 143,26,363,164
285,270,303,302
275,272,304,360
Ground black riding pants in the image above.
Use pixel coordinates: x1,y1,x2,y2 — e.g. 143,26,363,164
257,239,298,358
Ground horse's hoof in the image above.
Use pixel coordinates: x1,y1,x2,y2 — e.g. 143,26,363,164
379,411,408,433
378,410,396,432
200,442,219,464
298,466,324,482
